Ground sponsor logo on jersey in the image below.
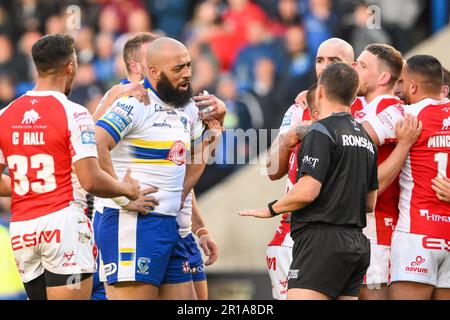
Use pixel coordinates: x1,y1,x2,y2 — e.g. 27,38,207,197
442,116,450,130
266,256,277,271
154,104,165,112
287,269,299,280
104,263,118,277
73,111,89,119
420,209,450,223
137,257,151,275
422,237,450,251
22,109,41,124
353,110,366,120
302,155,319,168
342,135,375,153
180,116,188,131
152,120,171,128
167,140,187,165
11,229,61,251
30,99,38,105
405,256,428,275
80,125,95,144
281,113,292,127
117,102,134,116
166,110,177,115
104,112,131,132
63,251,77,267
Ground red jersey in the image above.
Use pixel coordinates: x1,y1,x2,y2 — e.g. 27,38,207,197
268,97,366,246
354,95,403,246
368,98,450,240
0,91,98,222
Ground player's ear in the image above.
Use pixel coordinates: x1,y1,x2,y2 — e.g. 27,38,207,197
148,65,160,81
379,71,391,86
409,80,417,95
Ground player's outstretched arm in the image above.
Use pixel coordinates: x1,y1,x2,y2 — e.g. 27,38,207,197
74,159,139,200
377,114,422,195
191,192,218,266
266,134,291,180
239,175,321,218
431,176,450,203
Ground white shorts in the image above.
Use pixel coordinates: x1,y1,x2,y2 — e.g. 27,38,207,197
363,243,390,286
10,204,96,283
266,245,292,300
390,230,450,288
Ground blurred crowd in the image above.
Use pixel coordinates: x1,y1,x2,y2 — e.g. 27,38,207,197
0,0,438,192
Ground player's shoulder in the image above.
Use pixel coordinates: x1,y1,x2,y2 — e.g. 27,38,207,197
306,119,334,141
281,103,306,127
406,98,450,115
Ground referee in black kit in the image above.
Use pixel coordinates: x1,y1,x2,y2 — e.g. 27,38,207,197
240,62,378,300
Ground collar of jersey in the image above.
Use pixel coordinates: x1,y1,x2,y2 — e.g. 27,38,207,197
331,111,351,116
25,90,67,101
142,77,161,99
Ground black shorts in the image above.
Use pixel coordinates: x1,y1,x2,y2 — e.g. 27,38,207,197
288,224,370,299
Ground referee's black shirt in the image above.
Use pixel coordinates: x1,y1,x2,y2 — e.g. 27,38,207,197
291,112,378,237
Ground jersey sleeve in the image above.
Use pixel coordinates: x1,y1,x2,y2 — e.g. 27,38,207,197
297,124,333,184
68,105,99,163
186,102,205,146
365,104,404,145
279,104,303,135
96,97,143,144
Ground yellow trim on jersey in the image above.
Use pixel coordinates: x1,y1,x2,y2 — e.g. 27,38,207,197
120,261,133,266
131,158,176,165
100,118,123,137
129,139,191,150
119,248,135,253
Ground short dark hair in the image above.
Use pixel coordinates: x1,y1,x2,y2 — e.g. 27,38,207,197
123,32,159,72
364,43,403,88
32,34,75,75
405,55,443,94
443,67,450,87
318,62,359,106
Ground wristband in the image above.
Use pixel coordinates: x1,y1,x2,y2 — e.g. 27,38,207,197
195,227,208,237
112,196,130,207
268,200,279,217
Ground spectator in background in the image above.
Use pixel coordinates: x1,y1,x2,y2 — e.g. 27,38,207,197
349,4,392,56
232,19,285,91
127,8,152,33
270,0,302,36
250,57,283,130
0,35,15,77
147,0,194,38
100,0,146,34
98,5,121,36
0,75,16,110
45,13,67,35
93,32,116,87
191,54,219,94
303,0,337,55
69,62,104,115
74,27,96,64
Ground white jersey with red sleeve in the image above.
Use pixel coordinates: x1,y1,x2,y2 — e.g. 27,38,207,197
367,98,450,240
354,95,403,246
268,103,310,247
0,90,98,222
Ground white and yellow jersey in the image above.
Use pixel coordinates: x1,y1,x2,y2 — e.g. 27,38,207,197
96,79,204,216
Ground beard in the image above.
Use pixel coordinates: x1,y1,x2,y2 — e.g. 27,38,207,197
156,72,192,107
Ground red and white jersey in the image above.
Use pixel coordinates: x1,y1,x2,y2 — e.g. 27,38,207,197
354,95,403,246
268,98,366,247
0,91,98,222
269,103,310,247
367,98,450,240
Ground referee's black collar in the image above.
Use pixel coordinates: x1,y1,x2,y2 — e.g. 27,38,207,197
331,112,351,117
